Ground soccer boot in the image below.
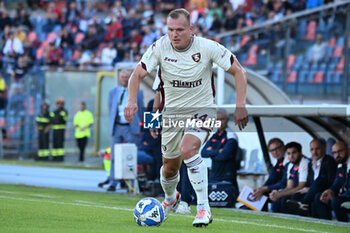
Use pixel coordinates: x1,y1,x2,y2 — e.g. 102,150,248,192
192,208,213,227
162,191,181,221
175,201,191,214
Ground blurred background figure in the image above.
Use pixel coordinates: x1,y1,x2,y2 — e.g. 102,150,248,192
35,102,51,161
98,147,111,188
50,98,68,162
107,69,143,192
73,101,94,162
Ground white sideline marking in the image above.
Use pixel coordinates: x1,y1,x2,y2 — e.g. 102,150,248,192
0,190,56,198
0,194,326,233
0,190,19,194
75,200,105,205
29,194,57,199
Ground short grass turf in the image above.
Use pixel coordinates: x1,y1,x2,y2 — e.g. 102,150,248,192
0,184,349,233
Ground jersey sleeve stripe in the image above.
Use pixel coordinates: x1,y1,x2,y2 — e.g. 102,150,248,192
141,62,147,71
230,55,235,65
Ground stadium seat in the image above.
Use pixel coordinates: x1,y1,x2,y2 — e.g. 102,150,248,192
310,62,318,71
333,73,342,84
287,54,296,71
319,62,327,72
297,20,307,39
325,71,333,84
331,46,343,57
336,37,344,47
335,56,344,73
243,54,257,66
310,71,324,83
242,44,259,66
270,70,281,83
240,36,251,48
298,70,308,83
302,21,317,41
287,71,297,83
328,37,336,47
306,71,317,83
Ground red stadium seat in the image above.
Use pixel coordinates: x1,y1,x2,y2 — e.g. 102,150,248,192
287,54,296,70
240,36,251,48
335,56,344,73
302,21,317,41
328,37,336,47
310,72,324,83
287,71,297,83
242,54,257,66
332,46,343,57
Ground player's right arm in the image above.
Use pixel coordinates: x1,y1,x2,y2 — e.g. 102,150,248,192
124,65,148,122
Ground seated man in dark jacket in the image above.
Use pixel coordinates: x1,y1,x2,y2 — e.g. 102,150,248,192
312,141,350,222
252,138,288,204
201,108,239,199
286,138,337,216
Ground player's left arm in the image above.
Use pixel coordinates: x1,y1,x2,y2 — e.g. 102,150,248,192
227,57,248,130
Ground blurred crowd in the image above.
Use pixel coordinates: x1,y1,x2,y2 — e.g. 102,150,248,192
0,0,344,135
0,0,330,73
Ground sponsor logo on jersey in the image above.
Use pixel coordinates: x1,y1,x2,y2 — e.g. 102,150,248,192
171,78,202,88
164,57,178,62
191,52,201,62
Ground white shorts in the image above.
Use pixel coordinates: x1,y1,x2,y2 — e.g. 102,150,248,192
161,107,216,159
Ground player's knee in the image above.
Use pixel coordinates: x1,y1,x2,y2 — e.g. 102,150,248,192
180,145,198,160
162,166,178,178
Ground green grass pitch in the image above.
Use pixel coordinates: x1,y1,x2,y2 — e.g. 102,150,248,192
0,184,349,233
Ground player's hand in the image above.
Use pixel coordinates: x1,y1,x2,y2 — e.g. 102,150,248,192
234,106,248,130
124,101,138,122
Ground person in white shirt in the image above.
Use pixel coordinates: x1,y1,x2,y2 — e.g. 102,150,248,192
101,41,117,67
269,142,311,213
124,8,248,227
2,31,24,58
308,34,327,63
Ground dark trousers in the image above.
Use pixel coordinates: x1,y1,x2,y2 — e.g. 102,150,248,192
76,137,88,162
331,195,350,222
312,192,332,220
53,129,65,161
271,195,292,213
38,130,49,160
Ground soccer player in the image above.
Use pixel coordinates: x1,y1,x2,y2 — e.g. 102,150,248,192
124,8,248,227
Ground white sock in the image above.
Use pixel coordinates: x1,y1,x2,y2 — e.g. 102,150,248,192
184,154,210,211
160,166,179,204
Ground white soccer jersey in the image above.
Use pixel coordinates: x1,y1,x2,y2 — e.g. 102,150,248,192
140,35,235,109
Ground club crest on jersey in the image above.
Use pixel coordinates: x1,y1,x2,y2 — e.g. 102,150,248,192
192,53,201,62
